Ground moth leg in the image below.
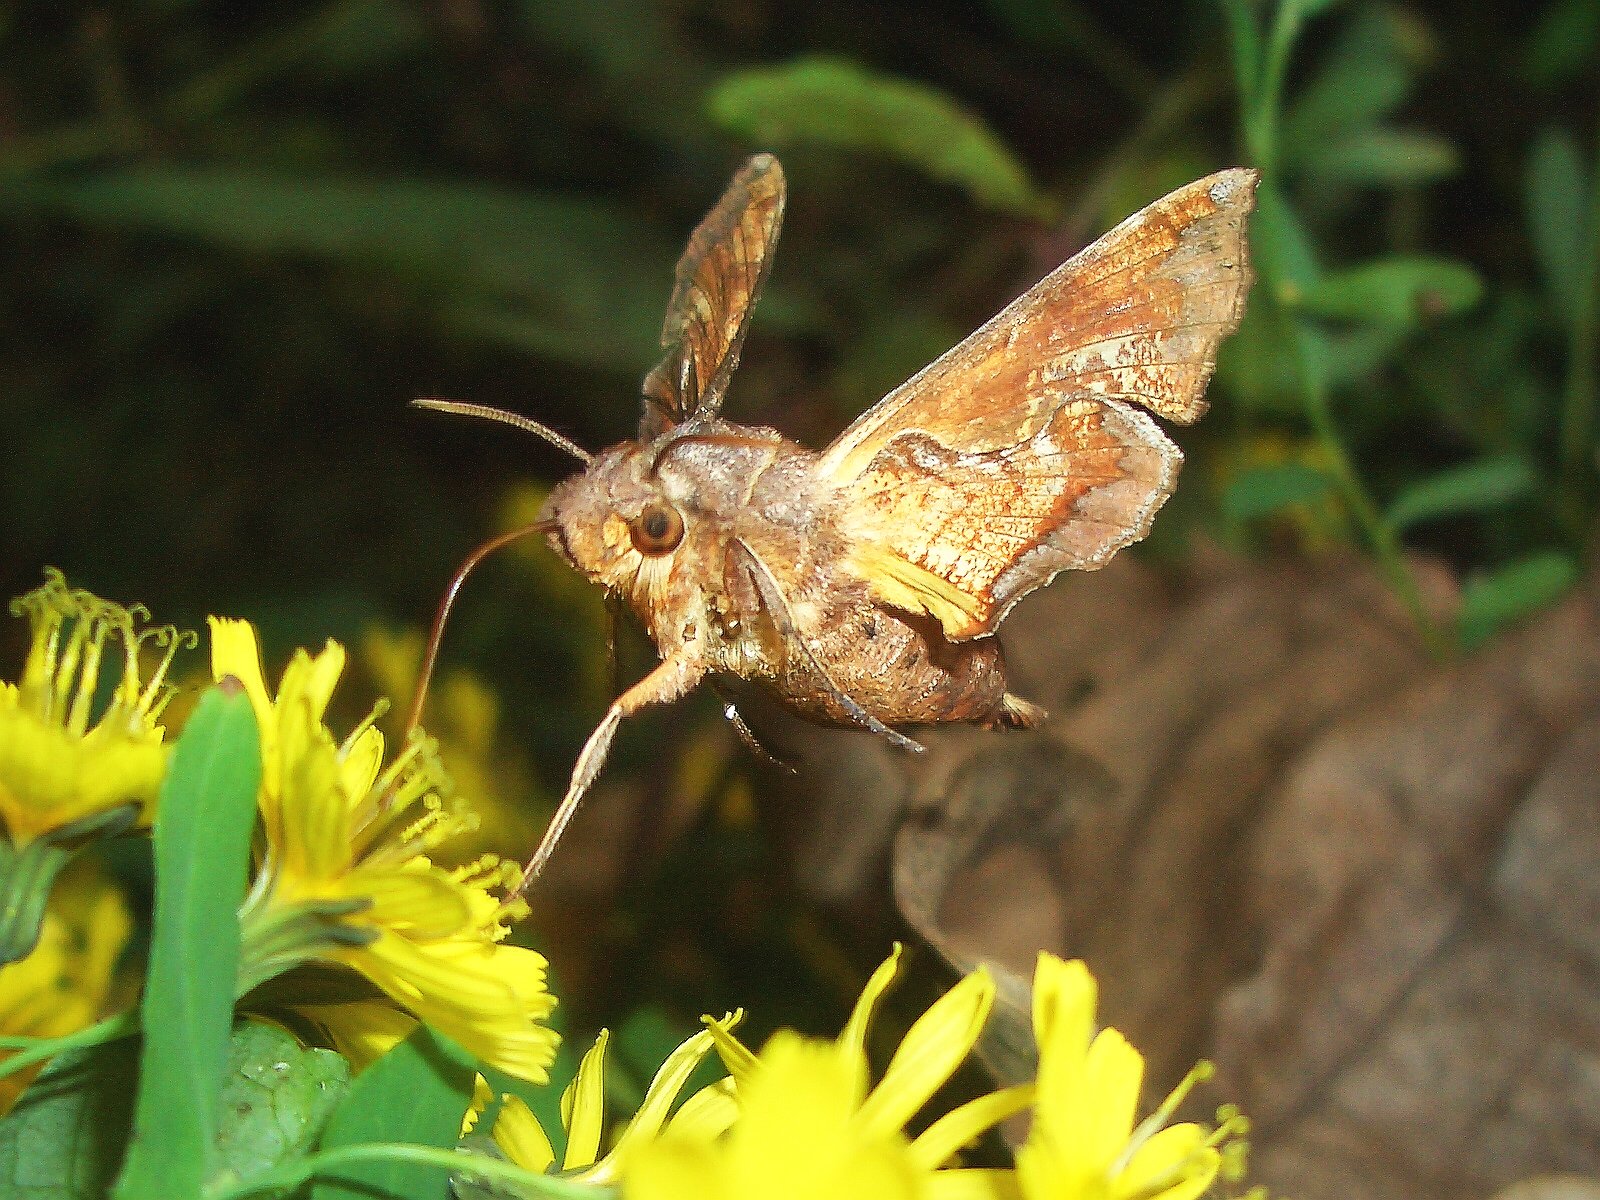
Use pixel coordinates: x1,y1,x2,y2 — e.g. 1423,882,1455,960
515,652,704,893
719,696,797,773
731,538,926,755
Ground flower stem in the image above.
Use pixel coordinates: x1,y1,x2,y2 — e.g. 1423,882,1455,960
1285,316,1450,658
0,1008,139,1081
205,1143,608,1200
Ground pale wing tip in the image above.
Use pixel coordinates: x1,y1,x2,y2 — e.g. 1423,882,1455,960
741,152,785,189
1201,167,1261,212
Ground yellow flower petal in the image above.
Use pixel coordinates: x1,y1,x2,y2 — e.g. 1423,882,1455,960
564,1029,611,1169
352,932,557,1083
625,1137,729,1200
494,1095,557,1175
207,617,273,730
294,1000,418,1074
911,1084,1035,1170
928,1169,1023,1200
704,1009,759,1086
602,1027,719,1175
857,966,994,1140
1115,1125,1218,1200
1082,1029,1143,1168
667,1078,738,1142
839,943,904,1070
349,866,472,937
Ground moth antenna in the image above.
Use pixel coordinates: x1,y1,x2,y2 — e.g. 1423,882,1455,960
401,518,558,746
649,431,780,477
412,398,593,465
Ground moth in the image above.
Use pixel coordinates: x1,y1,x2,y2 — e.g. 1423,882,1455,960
416,154,1257,889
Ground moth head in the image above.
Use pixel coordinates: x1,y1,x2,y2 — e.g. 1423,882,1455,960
540,442,693,595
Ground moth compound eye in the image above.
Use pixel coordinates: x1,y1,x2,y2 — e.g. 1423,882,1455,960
630,501,684,555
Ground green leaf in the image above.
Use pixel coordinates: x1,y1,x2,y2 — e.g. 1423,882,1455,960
12,168,676,372
1222,463,1336,522
0,1039,140,1200
1301,127,1459,186
1253,178,1321,295
1457,551,1579,651
113,686,262,1200
1281,4,1415,161
1386,455,1538,531
706,57,1048,218
310,1024,475,1200
1215,305,1301,415
1526,129,1591,325
1298,255,1484,328
1319,322,1408,388
215,1022,350,1186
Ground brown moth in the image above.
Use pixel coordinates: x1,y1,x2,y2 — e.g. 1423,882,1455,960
418,154,1257,889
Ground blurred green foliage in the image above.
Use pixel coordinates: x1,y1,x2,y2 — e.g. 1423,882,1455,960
0,0,1595,1126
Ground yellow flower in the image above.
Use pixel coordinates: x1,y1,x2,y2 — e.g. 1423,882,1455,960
628,947,1030,1200
489,1021,739,1184
0,866,131,1113
292,999,421,1074
0,571,185,961
1017,954,1244,1200
212,617,558,1083
359,626,540,863
0,571,185,844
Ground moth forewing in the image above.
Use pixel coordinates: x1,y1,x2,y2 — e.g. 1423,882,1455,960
819,168,1259,641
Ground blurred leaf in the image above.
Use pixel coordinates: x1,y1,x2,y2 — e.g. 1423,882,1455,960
1386,455,1539,531
1223,463,1336,522
1320,323,1409,388
1281,5,1414,162
13,167,675,372
1457,551,1579,650
1218,0,1265,119
1302,127,1459,186
1523,0,1600,87
215,1022,350,1184
0,1039,139,1200
1254,179,1322,296
1215,305,1303,415
983,0,1156,94
310,1025,475,1200
707,57,1048,218
295,0,427,77
167,1,427,121
1298,255,1484,328
829,311,965,415
113,687,262,1200
518,0,674,83
515,0,703,142
1526,129,1591,326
